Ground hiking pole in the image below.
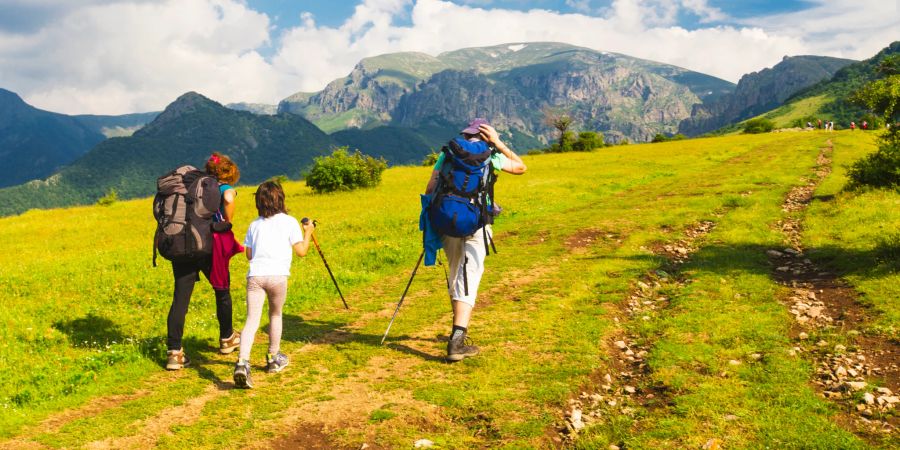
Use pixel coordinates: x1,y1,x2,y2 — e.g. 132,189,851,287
301,218,349,310
381,250,425,345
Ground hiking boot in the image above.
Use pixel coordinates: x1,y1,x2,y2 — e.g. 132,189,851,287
219,330,241,354
233,360,253,389
446,333,479,362
266,352,289,373
166,349,191,370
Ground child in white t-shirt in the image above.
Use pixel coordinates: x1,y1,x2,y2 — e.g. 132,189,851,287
233,181,315,389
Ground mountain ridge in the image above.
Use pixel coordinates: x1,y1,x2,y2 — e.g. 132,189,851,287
278,42,737,143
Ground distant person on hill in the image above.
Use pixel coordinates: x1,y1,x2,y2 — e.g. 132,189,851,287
850,121,856,131
862,120,868,130
164,153,243,370
806,121,813,129
817,118,822,129
233,181,316,388
424,119,527,362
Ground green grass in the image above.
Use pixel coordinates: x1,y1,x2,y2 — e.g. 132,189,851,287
763,94,833,128
0,131,895,448
804,131,900,338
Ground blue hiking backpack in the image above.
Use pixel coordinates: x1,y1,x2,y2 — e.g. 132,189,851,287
429,137,499,252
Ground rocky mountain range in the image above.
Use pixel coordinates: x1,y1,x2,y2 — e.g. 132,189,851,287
279,42,736,144
678,55,856,135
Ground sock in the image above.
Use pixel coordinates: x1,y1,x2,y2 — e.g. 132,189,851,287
451,325,467,341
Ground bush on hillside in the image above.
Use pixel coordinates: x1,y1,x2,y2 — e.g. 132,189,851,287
651,133,687,143
571,131,606,151
96,189,118,206
268,174,289,185
846,129,900,189
743,118,776,134
846,74,900,189
305,147,387,194
421,150,440,167
546,130,606,153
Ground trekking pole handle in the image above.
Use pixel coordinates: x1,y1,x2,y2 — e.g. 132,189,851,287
300,217,318,227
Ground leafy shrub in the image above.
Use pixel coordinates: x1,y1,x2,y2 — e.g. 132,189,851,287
846,74,900,189
742,118,776,134
96,189,118,206
846,129,900,189
305,147,387,193
651,133,687,143
571,131,606,151
547,130,605,152
421,151,440,167
268,174,289,185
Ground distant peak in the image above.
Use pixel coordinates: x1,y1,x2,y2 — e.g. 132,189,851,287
0,87,26,104
158,91,220,115
136,91,223,136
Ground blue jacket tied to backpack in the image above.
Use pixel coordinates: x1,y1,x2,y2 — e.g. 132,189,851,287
425,137,498,264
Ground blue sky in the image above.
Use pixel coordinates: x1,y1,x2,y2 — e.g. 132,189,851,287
0,0,895,114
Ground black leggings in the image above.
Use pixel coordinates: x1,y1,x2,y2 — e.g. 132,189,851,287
167,257,234,351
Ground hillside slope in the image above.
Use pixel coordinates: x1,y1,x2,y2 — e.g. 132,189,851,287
0,88,106,187
759,41,900,128
0,92,337,216
678,55,855,135
0,131,895,448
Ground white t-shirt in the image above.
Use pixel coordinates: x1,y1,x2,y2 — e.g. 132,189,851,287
243,213,303,277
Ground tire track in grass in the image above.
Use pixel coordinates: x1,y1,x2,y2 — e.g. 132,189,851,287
558,217,722,447
768,140,899,442
83,384,220,449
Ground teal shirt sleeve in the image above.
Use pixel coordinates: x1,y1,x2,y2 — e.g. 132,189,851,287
491,152,508,172
432,152,445,171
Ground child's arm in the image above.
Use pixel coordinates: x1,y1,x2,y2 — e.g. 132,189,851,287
245,246,252,260
292,221,316,257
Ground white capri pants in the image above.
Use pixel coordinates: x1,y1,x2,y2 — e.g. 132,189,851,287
441,225,491,307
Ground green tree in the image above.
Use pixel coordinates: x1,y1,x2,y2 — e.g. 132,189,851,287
543,108,574,151
847,74,900,188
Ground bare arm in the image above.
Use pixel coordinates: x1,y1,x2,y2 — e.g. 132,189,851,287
245,246,252,260
292,221,316,257
222,188,237,222
478,124,527,175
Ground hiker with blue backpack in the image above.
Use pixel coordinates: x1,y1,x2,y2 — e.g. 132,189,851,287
424,118,527,361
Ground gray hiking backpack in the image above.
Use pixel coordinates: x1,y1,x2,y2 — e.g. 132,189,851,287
152,165,221,266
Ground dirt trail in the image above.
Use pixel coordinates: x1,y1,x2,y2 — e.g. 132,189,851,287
267,230,630,448
84,384,221,449
768,140,898,439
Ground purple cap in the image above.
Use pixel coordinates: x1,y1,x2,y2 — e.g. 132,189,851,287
461,118,489,135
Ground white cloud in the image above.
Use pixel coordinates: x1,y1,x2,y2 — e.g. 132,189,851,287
272,0,898,94
0,0,897,114
0,0,282,114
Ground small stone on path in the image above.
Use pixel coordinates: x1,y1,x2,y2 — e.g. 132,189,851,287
414,439,434,448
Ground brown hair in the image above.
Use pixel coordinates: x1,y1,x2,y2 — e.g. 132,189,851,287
255,181,286,218
205,152,240,185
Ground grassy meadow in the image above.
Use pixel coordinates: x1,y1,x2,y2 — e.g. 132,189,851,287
0,130,896,448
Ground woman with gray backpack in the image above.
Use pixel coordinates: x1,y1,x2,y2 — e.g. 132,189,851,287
153,153,243,370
